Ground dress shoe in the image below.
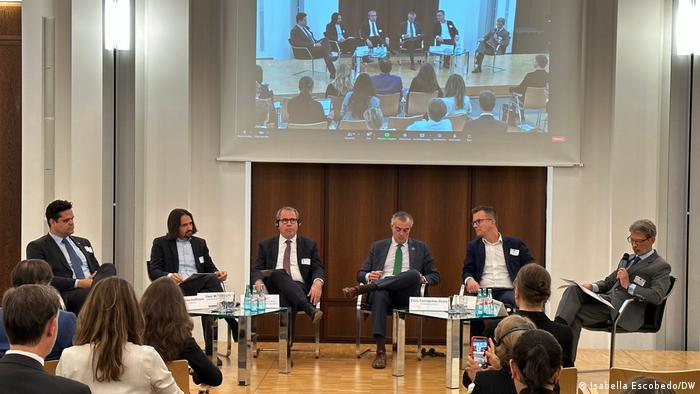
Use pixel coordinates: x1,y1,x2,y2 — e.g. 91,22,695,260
372,350,387,369
216,357,222,367
342,285,360,299
311,309,323,324
472,66,482,73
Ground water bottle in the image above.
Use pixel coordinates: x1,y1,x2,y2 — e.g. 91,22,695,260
475,288,484,318
243,285,252,314
259,285,267,311
486,288,494,317
250,287,259,313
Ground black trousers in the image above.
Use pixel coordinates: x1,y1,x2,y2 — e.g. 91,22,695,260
437,38,455,66
368,269,422,337
264,269,315,341
401,37,422,63
338,37,362,54
475,41,498,68
61,263,117,315
180,274,238,355
308,39,336,77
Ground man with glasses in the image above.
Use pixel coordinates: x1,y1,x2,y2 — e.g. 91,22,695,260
360,10,390,49
251,207,325,325
342,211,440,369
462,205,534,308
555,219,671,362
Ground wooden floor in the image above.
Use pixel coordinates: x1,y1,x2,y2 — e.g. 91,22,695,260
190,343,700,393
257,53,545,98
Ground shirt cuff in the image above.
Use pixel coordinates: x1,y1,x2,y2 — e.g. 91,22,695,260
167,273,173,278
365,273,371,283
464,277,474,285
74,279,80,289
591,283,599,293
313,278,324,285
628,283,636,295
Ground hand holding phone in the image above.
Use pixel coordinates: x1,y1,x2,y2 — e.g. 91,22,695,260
470,336,489,369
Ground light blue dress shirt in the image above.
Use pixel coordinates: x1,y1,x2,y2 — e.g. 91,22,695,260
176,238,198,279
49,233,90,280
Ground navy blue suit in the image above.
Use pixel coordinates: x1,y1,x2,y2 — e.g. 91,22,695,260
0,354,91,393
0,309,76,361
371,73,403,95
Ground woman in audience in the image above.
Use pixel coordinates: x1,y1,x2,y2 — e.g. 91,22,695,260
441,74,472,116
325,63,353,98
57,277,182,394
363,107,384,130
141,277,222,387
0,259,76,361
510,330,563,394
463,315,536,393
407,64,444,109
341,73,380,120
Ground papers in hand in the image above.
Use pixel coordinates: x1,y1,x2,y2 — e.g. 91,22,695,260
181,272,217,283
560,278,614,309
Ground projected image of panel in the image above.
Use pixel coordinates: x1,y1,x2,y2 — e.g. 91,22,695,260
224,0,582,166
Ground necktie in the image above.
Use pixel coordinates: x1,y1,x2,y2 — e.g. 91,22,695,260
283,239,292,275
409,22,415,38
627,255,641,270
62,238,86,279
393,244,404,275
371,22,377,37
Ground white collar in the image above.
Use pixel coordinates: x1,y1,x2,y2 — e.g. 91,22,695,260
279,235,297,245
636,249,655,261
5,349,45,366
482,233,503,246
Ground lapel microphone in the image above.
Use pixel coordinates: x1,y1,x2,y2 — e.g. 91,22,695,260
618,253,630,269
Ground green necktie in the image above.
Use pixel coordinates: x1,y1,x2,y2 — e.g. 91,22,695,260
393,244,404,275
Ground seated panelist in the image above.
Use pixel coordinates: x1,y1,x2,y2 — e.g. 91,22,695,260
290,12,337,79
325,12,361,54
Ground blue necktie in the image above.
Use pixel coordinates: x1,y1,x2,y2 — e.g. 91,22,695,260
371,22,377,37
627,255,641,270
409,22,415,38
62,238,86,279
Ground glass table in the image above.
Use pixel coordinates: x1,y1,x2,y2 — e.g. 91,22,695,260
426,45,470,77
353,45,389,75
391,309,499,389
189,307,290,386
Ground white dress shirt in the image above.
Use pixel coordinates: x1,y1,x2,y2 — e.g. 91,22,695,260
369,21,379,37
479,234,513,288
440,22,451,40
335,24,345,40
275,235,304,283
381,239,410,280
5,349,45,366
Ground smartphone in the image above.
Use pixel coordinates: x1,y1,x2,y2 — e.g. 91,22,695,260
470,336,489,368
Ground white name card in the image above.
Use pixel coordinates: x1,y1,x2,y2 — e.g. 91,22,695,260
185,295,209,311
265,294,280,310
409,297,450,312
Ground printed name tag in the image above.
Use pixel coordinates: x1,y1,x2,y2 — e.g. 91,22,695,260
509,248,520,256
84,246,94,254
198,256,204,264
409,297,450,312
633,276,647,286
301,258,311,265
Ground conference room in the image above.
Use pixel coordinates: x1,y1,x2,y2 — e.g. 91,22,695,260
1,0,700,393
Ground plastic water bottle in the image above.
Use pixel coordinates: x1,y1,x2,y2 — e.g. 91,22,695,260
259,285,267,311
486,288,494,317
250,287,259,313
475,289,484,317
243,285,252,314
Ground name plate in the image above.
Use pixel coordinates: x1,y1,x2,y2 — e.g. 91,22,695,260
409,296,450,312
185,295,209,311
265,294,280,310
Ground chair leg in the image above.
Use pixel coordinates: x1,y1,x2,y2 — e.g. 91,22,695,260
355,308,362,358
610,325,618,369
492,54,496,72
417,317,423,361
314,318,320,358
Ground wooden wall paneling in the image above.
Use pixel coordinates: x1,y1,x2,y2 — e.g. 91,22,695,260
470,167,547,264
0,3,22,294
250,163,326,341
397,165,472,342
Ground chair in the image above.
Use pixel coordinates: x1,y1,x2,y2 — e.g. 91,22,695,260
446,113,468,131
251,303,321,358
166,359,190,393
388,115,424,130
356,283,427,358
398,36,425,65
377,93,401,116
44,360,58,375
288,38,324,76
516,87,548,129
328,94,345,121
558,367,578,394
406,91,437,116
608,367,700,394
287,122,328,130
480,41,507,73
337,119,367,130
583,276,676,369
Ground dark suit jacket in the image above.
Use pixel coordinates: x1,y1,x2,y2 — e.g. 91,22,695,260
26,234,100,292
462,236,534,284
511,69,550,96
359,20,387,40
325,22,350,41
483,28,510,53
148,235,219,281
435,20,459,40
464,367,515,394
251,235,326,292
372,74,403,95
287,94,327,124
357,238,440,285
180,337,222,386
463,114,508,133
594,250,671,330
399,20,423,39
290,24,319,49
0,353,91,393
0,309,76,361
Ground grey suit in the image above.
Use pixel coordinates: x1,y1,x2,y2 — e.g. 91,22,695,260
555,250,671,361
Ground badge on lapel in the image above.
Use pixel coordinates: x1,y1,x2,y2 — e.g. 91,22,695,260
84,246,94,254
301,258,311,266
509,248,520,256
633,276,646,287
198,256,204,264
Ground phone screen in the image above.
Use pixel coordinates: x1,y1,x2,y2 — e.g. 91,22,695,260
471,337,489,366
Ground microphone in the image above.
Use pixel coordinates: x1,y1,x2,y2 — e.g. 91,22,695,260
617,253,630,269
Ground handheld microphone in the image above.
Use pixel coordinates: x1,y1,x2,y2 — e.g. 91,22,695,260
618,253,630,269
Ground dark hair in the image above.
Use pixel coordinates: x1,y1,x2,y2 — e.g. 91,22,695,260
166,208,198,240
428,98,447,121
471,205,498,221
620,377,678,394
497,17,506,24
535,54,548,69
437,10,445,15
514,263,551,306
45,199,72,225
296,12,307,23
378,58,392,74
415,64,441,94
299,76,314,94
512,330,562,393
2,284,60,346
330,12,340,25
348,73,376,119
255,64,263,84
11,259,54,287
141,277,194,362
478,90,497,112
444,74,466,110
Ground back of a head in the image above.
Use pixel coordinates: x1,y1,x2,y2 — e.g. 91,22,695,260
255,64,263,84
350,73,376,118
511,329,563,393
2,284,60,347
75,277,144,382
493,314,536,368
417,64,438,87
444,74,466,100
514,263,551,307
11,259,54,287
141,277,193,362
378,58,392,74
478,90,497,112
620,377,678,394
363,107,384,130
332,64,354,95
428,98,447,121
299,76,314,94
535,54,548,69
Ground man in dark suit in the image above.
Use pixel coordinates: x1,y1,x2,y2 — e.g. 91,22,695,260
26,200,116,315
555,219,672,362
325,12,361,55
399,11,424,70
287,76,327,125
360,9,390,48
371,59,403,95
463,91,508,133
0,284,91,393
510,54,550,96
251,207,325,329
342,211,440,369
290,12,336,79
462,206,534,308
474,17,510,73
435,10,459,68
148,208,236,358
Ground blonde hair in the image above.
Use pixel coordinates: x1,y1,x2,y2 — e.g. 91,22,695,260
331,64,353,96
493,314,536,368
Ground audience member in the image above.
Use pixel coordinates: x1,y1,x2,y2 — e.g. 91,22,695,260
57,277,182,393
509,330,563,394
408,64,444,109
363,107,384,130
463,91,508,133
407,98,452,131
0,284,91,393
442,74,472,115
371,59,403,95
255,64,274,100
510,55,549,96
325,64,353,98
463,315,536,393
341,73,380,120
141,277,222,387
287,76,327,124
0,259,76,361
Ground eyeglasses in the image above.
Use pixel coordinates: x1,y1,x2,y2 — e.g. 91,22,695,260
393,227,411,233
627,236,650,245
279,218,298,224
472,218,493,226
